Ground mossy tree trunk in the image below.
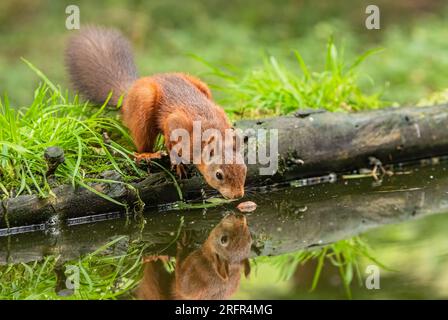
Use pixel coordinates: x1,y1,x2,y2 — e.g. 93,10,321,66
2,104,448,229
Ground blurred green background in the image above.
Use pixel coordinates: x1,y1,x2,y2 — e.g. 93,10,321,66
1,0,448,107
1,0,448,300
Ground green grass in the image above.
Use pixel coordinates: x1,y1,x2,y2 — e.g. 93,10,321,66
203,38,385,118
0,31,433,301
3,1,448,108
0,61,246,212
1,0,447,301
418,88,448,106
0,38,387,202
0,62,146,203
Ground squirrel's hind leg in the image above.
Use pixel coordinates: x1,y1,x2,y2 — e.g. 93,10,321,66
123,77,161,154
134,151,167,164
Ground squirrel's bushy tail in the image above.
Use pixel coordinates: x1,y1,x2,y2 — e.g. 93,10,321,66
65,25,138,105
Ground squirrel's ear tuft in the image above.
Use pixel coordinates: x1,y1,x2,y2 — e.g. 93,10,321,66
243,258,251,279
213,254,230,281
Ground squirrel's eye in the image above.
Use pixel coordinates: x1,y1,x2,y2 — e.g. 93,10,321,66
216,171,224,180
220,235,229,246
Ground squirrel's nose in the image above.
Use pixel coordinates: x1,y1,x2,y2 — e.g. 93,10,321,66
221,189,244,199
235,213,247,226
234,188,245,199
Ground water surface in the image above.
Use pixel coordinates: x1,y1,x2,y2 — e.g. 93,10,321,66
1,163,448,299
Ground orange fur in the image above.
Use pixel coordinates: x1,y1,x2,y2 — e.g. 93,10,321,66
122,73,247,199
174,214,252,300
135,214,252,300
175,73,212,99
66,26,246,199
122,77,161,152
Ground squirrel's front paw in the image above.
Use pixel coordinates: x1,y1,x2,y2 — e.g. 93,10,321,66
171,163,187,179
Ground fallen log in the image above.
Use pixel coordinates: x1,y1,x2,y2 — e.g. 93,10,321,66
2,104,448,229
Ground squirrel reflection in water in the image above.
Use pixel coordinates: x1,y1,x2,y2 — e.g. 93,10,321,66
135,213,252,300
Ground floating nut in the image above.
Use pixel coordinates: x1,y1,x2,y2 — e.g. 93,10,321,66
237,201,257,213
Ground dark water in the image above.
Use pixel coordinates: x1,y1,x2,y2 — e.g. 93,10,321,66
1,162,448,299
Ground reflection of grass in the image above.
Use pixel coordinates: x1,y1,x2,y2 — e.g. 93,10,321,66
254,237,385,299
199,38,384,118
0,236,146,300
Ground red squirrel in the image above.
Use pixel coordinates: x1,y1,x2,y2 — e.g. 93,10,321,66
65,26,246,199
174,213,252,299
135,213,252,300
